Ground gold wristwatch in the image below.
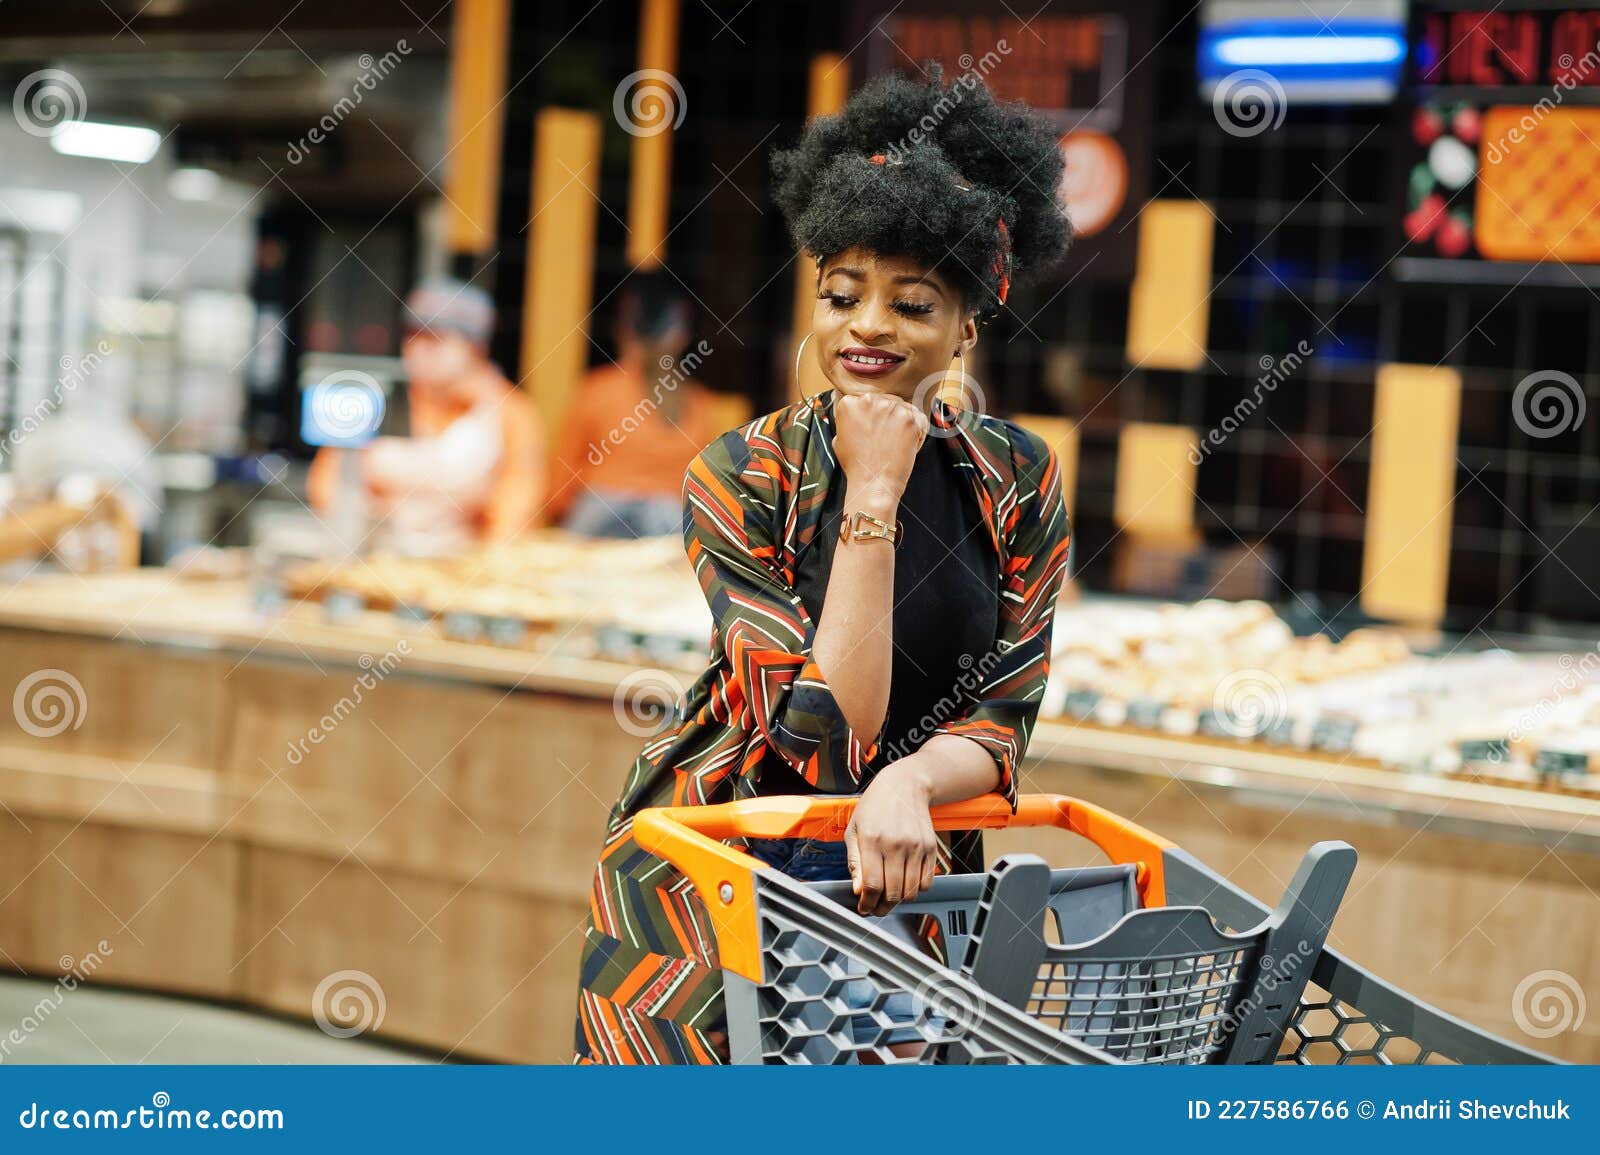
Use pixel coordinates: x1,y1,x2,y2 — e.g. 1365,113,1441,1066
838,509,902,546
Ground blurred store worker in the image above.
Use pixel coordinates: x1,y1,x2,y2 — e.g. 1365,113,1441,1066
308,279,544,555
548,268,718,538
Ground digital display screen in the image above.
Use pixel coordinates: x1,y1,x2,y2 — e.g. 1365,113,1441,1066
1416,7,1600,89
1400,4,1600,277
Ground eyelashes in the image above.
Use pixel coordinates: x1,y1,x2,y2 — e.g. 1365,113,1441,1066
819,292,936,318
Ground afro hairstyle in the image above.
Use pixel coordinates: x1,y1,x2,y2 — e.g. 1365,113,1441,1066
770,64,1071,319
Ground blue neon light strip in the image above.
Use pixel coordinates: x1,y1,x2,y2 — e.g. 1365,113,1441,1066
1198,19,1408,94
1213,34,1406,67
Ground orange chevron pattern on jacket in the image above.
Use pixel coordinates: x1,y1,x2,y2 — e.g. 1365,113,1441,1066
573,389,1071,1064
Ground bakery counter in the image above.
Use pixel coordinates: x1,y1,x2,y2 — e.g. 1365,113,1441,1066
0,571,637,1063
0,571,1594,1061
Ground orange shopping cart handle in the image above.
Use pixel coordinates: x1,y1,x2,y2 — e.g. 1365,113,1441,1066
631,793,1176,983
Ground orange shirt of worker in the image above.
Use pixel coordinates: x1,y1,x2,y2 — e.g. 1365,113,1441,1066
547,361,719,523
308,369,545,544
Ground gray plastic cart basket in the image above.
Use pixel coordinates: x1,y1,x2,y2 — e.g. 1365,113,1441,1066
632,792,1558,1066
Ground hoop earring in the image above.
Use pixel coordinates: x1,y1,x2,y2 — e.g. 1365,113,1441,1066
794,332,815,403
946,349,967,408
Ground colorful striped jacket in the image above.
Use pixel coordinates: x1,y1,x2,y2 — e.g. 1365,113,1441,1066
573,389,1071,1064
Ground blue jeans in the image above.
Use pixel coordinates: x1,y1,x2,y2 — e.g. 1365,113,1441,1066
744,837,937,1049
744,836,852,882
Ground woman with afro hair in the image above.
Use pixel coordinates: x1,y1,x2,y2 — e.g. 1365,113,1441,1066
574,66,1072,1064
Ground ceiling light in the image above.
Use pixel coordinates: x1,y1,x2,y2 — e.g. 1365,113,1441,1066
169,167,221,201
50,121,162,164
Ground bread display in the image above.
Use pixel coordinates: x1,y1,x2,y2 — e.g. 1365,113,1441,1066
282,532,712,669
1039,598,1600,799
285,544,1600,798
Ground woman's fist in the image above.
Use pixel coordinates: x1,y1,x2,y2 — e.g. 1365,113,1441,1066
844,761,939,916
833,392,927,507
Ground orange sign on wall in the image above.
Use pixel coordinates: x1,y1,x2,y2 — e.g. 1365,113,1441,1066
1058,130,1128,238
1476,107,1600,263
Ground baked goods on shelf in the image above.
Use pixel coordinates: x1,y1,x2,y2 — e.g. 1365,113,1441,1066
280,531,712,669
280,542,1600,802
1039,598,1600,800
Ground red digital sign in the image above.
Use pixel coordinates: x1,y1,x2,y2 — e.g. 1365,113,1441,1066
1418,8,1600,89
892,15,1115,121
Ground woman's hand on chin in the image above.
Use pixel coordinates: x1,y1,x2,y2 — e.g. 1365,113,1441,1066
844,756,938,916
833,392,927,512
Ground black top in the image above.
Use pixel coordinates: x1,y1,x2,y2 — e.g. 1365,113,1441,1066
764,434,999,790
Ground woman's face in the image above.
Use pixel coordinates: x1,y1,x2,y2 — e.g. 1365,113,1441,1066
810,246,978,404
403,329,476,393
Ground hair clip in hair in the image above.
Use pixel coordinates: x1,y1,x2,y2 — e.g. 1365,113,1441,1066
993,216,1012,306
864,151,1010,308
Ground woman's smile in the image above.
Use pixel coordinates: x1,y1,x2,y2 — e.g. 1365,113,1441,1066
837,345,907,380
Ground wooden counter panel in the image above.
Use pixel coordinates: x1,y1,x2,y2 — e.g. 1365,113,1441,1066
238,846,589,1063
0,744,223,835
0,631,228,771
220,662,631,900
0,816,240,999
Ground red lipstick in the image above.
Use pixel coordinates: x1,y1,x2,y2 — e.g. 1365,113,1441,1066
837,346,906,379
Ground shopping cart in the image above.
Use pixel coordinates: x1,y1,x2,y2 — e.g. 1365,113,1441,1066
633,792,1558,1065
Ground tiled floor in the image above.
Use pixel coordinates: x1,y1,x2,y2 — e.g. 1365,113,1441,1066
0,976,432,1064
